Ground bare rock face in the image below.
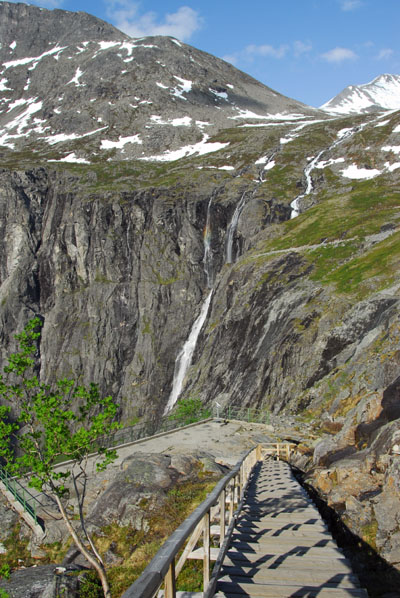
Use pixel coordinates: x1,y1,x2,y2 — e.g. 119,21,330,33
86,451,223,531
306,376,400,567
0,564,87,598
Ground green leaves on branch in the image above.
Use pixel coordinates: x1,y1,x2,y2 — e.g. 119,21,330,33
0,317,121,494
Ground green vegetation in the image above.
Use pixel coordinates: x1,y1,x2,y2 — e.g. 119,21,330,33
0,565,10,580
0,523,34,580
90,476,218,597
361,519,378,550
0,318,121,598
169,396,211,425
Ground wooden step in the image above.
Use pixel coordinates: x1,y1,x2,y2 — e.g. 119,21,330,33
215,582,368,597
226,545,344,558
238,514,323,525
219,569,360,588
223,556,353,572
236,520,328,531
223,553,353,571
230,538,339,551
232,529,332,541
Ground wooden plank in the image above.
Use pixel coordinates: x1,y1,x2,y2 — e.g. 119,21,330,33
236,520,328,531
216,581,368,597
222,554,353,571
188,547,219,561
218,569,360,588
237,514,324,524
225,545,345,558
232,530,332,540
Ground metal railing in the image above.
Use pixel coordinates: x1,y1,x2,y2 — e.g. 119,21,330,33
216,405,270,424
97,405,270,452
121,444,262,598
0,466,40,527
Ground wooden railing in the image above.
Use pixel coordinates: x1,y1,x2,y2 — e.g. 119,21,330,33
121,444,262,598
263,442,296,461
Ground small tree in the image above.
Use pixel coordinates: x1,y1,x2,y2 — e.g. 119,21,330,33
169,396,211,426
0,318,120,598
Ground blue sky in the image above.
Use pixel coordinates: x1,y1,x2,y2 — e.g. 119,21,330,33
4,0,400,107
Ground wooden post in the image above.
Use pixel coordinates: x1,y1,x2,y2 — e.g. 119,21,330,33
277,443,280,461
286,444,290,461
219,489,226,546
203,511,210,590
229,479,234,521
164,558,176,598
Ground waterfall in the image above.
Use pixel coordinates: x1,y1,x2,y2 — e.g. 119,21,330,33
164,290,213,414
290,125,365,219
226,192,246,264
164,195,215,413
290,150,325,218
203,197,213,287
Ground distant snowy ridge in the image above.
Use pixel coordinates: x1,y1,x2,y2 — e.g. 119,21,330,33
321,74,400,115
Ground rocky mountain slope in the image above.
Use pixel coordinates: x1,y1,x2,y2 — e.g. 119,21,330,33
0,1,317,162
0,0,400,578
321,73,400,114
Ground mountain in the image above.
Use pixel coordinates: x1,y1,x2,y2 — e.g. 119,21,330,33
0,1,318,162
1,1,400,582
321,73,400,114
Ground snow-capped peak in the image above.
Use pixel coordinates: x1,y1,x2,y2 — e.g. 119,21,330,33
321,74,400,115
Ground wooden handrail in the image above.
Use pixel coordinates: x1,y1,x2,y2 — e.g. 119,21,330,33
121,445,261,598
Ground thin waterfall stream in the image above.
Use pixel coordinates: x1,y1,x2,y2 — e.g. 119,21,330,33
289,124,367,219
226,192,246,264
165,189,249,413
164,196,215,414
163,290,213,414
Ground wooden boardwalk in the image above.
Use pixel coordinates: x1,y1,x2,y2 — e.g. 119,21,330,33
214,459,367,597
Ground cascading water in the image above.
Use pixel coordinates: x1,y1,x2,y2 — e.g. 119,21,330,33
163,290,213,414
290,150,325,219
203,197,213,287
290,125,365,219
164,196,215,413
226,192,247,264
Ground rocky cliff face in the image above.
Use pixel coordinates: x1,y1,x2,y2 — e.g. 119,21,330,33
1,0,400,572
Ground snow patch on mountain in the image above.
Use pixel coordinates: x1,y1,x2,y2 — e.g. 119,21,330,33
171,76,192,100
341,165,382,179
382,145,400,155
48,152,90,164
3,45,66,70
43,126,108,145
100,135,142,149
140,134,228,162
150,115,192,126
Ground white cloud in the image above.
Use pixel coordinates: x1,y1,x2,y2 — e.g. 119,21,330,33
376,48,394,60
339,0,363,11
321,47,358,63
293,40,312,57
245,44,289,59
106,2,202,41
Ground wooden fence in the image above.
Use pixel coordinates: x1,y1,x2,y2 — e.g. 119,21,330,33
121,443,295,598
121,444,263,598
